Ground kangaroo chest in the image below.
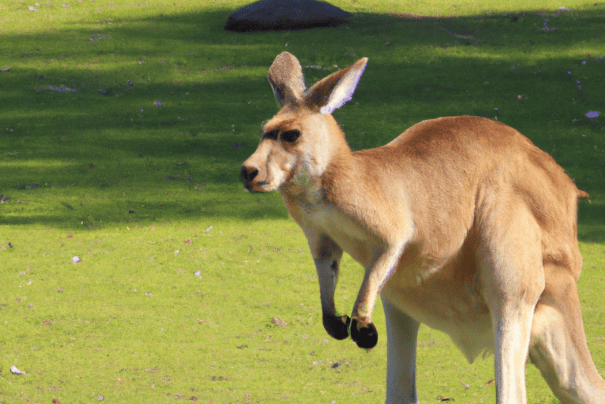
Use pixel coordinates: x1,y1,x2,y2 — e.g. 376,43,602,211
297,195,493,360
306,202,375,266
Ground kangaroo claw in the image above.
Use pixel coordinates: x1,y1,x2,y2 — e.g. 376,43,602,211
323,313,351,340
350,318,378,349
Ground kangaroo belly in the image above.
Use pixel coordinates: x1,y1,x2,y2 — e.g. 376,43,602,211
381,257,494,363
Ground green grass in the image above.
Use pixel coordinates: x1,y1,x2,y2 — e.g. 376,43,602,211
1,0,604,402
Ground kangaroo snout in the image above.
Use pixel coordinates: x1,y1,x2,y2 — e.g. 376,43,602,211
240,164,261,192
240,165,258,183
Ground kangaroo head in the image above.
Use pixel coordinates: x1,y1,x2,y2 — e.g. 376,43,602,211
240,52,368,193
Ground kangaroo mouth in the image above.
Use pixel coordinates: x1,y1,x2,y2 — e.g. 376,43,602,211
242,179,274,193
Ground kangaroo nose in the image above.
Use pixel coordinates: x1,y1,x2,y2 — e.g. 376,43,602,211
240,165,259,184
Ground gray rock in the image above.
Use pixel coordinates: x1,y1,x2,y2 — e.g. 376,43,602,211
224,0,352,32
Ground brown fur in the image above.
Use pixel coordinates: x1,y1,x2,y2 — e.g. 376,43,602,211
240,52,604,403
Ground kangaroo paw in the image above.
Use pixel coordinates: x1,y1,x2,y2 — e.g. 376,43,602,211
351,319,378,349
323,313,351,340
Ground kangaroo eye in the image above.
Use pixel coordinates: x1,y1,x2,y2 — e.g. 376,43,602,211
263,129,279,140
281,130,301,143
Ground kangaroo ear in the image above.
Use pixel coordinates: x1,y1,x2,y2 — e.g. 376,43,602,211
305,57,368,114
268,52,306,106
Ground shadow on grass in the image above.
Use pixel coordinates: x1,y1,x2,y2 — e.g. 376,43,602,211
1,5,604,229
578,200,605,244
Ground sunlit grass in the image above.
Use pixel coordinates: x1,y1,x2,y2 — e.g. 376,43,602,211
0,0,604,402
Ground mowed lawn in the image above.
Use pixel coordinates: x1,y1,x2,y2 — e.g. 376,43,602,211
1,0,604,403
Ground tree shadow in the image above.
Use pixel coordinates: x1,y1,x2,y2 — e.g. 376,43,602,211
0,4,603,230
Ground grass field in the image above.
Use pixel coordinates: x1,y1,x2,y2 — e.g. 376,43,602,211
1,0,604,402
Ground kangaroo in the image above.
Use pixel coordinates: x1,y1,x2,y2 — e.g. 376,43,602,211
240,52,605,403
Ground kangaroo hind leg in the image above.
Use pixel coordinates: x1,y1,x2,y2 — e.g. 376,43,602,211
529,267,605,404
381,296,420,404
477,199,546,404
